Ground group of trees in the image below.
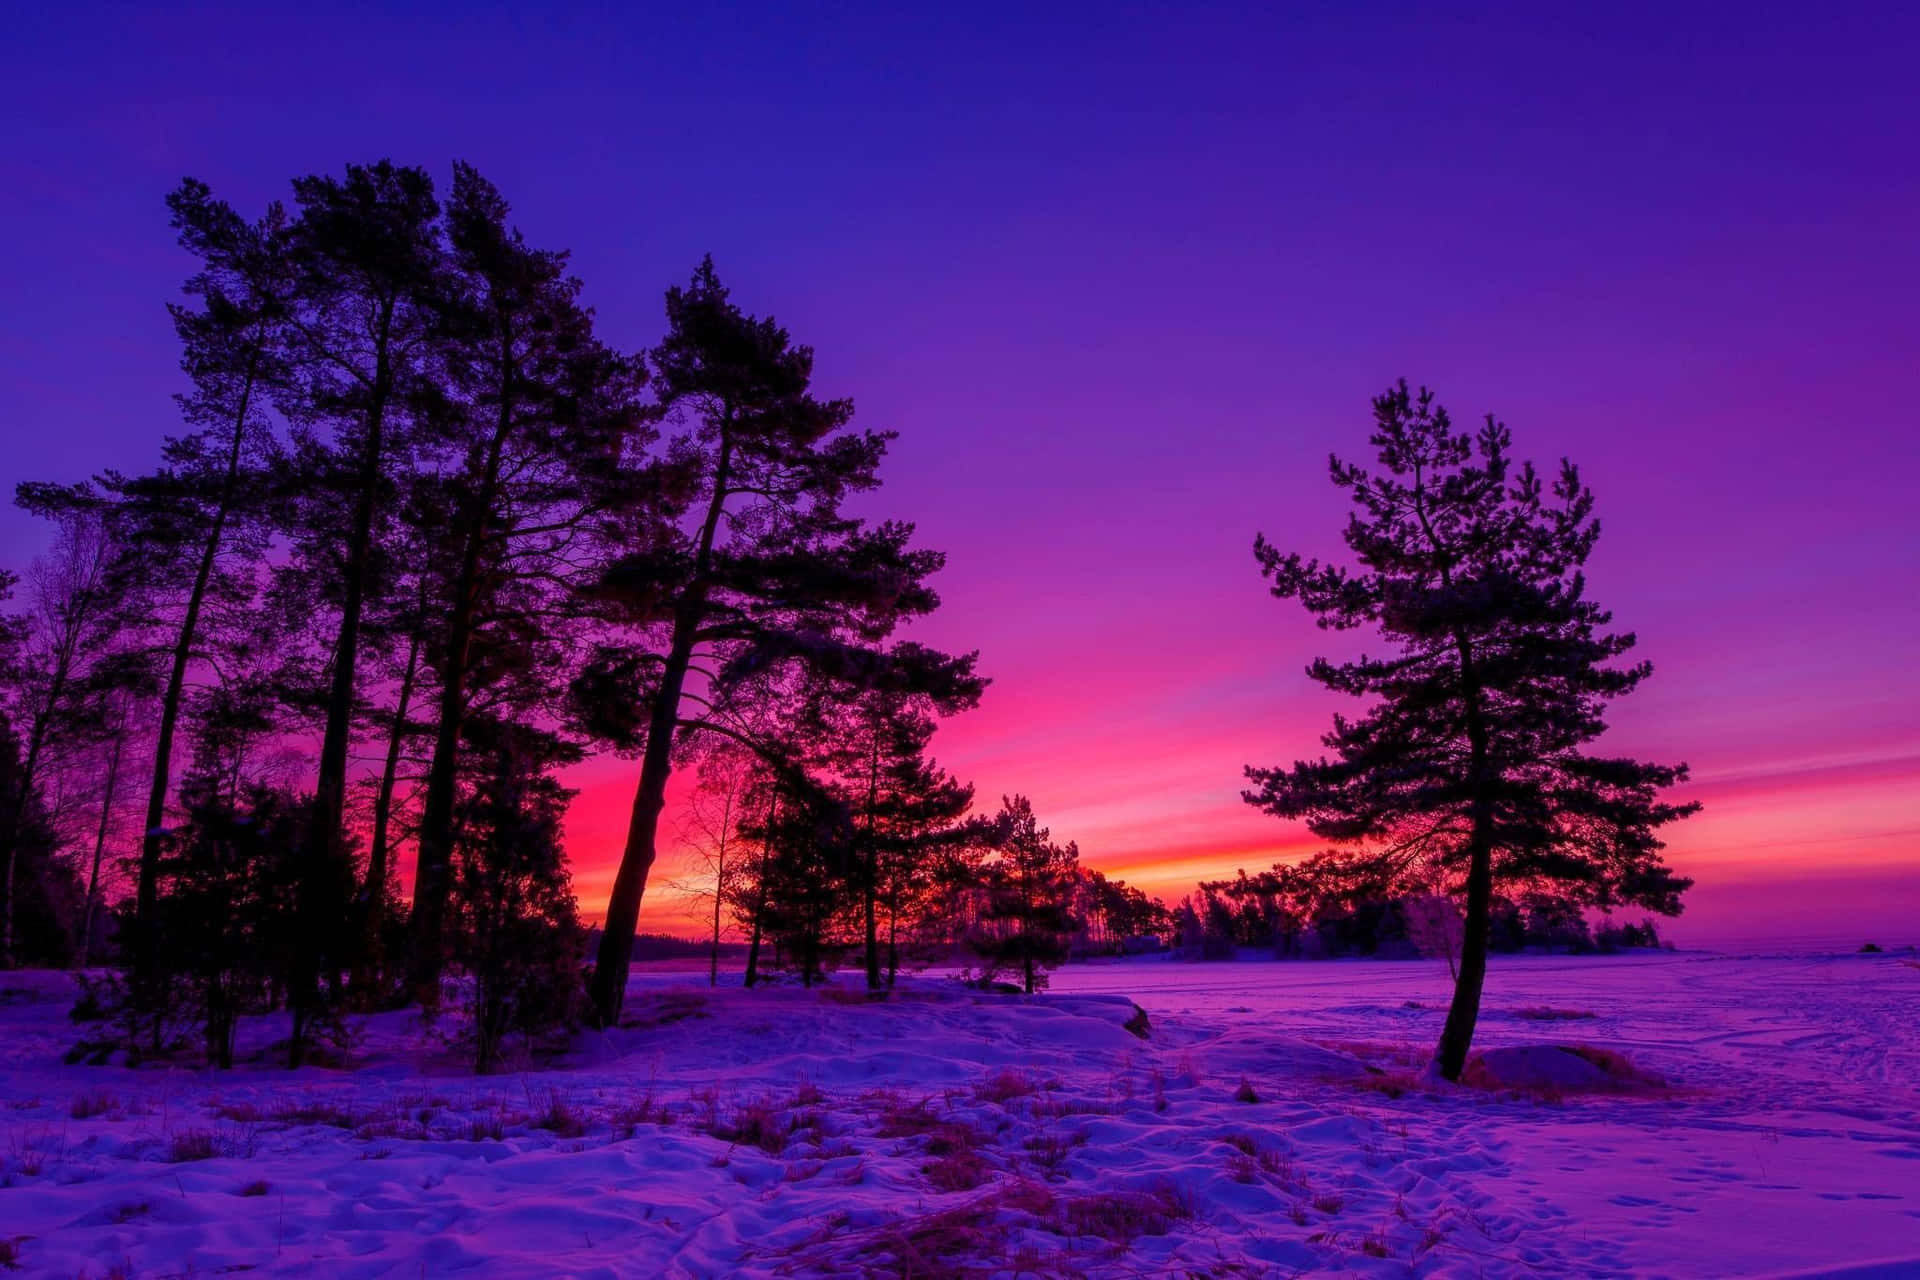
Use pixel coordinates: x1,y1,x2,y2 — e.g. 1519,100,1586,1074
676,753,1159,996
0,159,1162,1070
1,164,1698,1086
2,162,664,1067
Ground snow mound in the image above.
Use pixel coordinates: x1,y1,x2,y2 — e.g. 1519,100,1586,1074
1190,1028,1372,1083
1463,1043,1664,1092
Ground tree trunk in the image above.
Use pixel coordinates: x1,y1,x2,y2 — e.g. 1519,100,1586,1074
301,334,392,1066
407,390,512,997
353,625,422,1005
863,732,881,990
1435,837,1493,1080
743,793,775,989
78,728,125,968
1434,624,1493,1082
589,435,733,1024
137,346,259,940
588,612,698,1024
886,905,899,989
403,608,470,998
744,904,764,988
709,851,723,988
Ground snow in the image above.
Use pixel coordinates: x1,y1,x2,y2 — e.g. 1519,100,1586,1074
2,951,1917,1277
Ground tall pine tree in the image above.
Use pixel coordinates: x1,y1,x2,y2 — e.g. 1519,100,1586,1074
1244,382,1697,1080
584,261,948,1024
404,163,650,998
278,161,443,1062
17,179,293,953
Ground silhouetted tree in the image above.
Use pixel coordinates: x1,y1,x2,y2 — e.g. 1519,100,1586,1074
348,565,437,1004
73,662,156,967
585,261,949,1023
0,514,126,965
670,745,756,987
1244,382,1698,1080
278,161,444,1062
808,642,983,989
967,795,1080,994
149,775,307,1068
405,164,652,998
0,708,70,969
1072,869,1174,955
35,182,296,954
871,751,976,988
1402,893,1463,979
755,781,858,988
448,717,585,1073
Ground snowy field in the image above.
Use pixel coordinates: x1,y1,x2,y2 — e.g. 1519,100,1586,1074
2,951,1917,1278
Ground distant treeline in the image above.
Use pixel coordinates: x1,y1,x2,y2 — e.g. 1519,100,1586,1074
1173,866,1669,965
619,933,752,962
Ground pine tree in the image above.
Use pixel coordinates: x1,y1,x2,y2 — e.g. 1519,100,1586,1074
968,795,1080,994
808,642,983,989
449,717,585,1073
0,708,69,969
1071,869,1174,956
871,748,976,988
754,780,857,988
149,776,306,1068
0,513,127,965
584,261,950,1024
1244,382,1698,1080
404,164,652,998
347,564,438,1004
17,182,296,967
277,161,444,1062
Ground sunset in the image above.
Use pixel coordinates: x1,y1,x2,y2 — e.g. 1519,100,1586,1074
1,4,1915,1277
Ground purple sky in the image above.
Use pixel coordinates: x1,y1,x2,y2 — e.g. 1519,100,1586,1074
4,3,1916,945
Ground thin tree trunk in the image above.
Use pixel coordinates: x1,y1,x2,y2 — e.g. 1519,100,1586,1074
353,624,422,1005
1022,868,1036,994
708,834,726,988
886,905,898,989
403,600,471,997
743,792,775,989
138,344,259,939
863,729,880,990
744,902,764,988
78,728,125,968
408,380,513,997
301,322,393,1066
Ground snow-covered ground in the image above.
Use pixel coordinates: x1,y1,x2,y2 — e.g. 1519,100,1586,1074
2,951,1917,1277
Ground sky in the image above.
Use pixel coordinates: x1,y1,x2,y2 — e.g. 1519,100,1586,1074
3,2,1915,946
